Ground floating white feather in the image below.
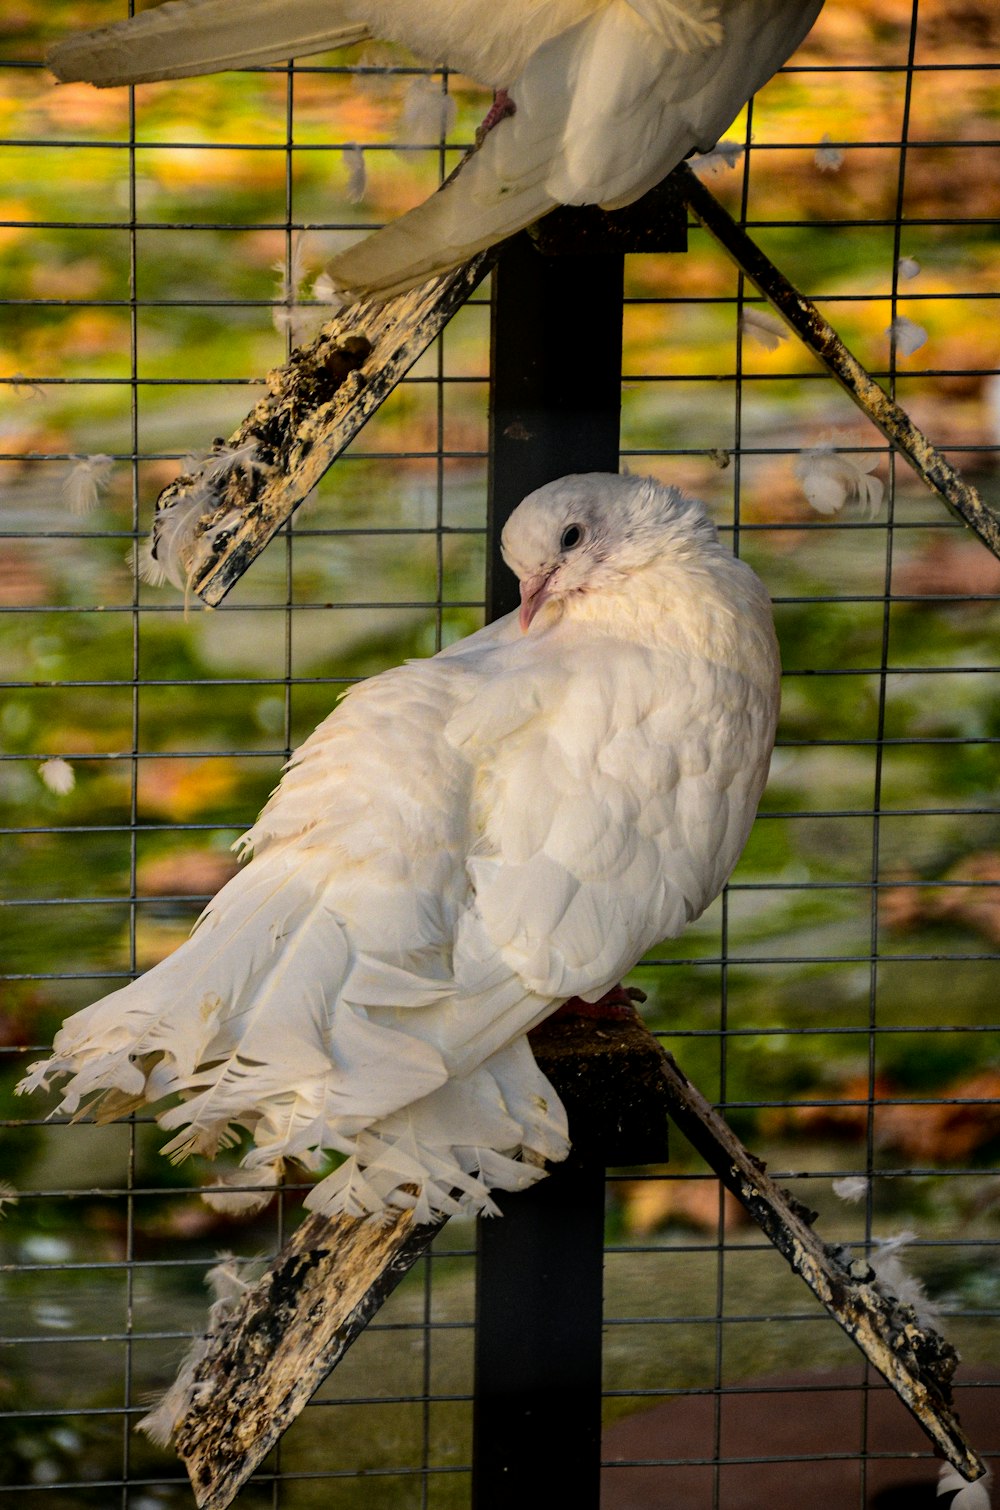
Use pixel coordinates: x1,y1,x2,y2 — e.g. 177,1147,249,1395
886,315,928,356
272,233,311,335
311,270,346,317
61,454,114,516
38,758,76,796
814,132,844,171
399,77,457,145
794,443,884,519
9,373,45,398
690,138,744,175
150,488,215,591
938,1462,993,1508
897,255,921,281
832,1175,867,1204
341,143,367,204
137,1252,265,1446
869,1230,942,1330
740,307,787,351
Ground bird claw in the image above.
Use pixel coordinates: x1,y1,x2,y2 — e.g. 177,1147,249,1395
475,89,516,148
552,984,646,1022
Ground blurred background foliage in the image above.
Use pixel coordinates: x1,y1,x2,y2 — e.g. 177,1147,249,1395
1,0,999,1504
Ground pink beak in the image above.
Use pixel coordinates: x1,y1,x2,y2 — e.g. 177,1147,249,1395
518,571,554,632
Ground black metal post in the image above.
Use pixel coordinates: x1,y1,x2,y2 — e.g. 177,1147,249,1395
472,1159,607,1508
484,232,624,620
474,229,622,1510
474,190,686,1509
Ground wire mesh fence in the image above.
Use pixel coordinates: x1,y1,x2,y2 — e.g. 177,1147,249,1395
2,1,999,1506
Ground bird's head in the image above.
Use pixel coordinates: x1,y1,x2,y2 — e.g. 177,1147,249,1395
501,472,720,632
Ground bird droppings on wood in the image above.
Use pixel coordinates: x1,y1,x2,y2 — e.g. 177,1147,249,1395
147,251,498,606
656,1052,985,1485
172,1205,445,1509
160,1014,679,1508
154,1026,985,1510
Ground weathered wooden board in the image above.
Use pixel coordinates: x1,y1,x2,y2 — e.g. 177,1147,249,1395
675,164,1000,561
153,248,498,608
165,1011,673,1509
173,1204,445,1509
163,1020,983,1509
657,1050,986,1484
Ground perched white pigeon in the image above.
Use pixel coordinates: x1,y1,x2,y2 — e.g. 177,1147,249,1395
19,473,780,1222
47,0,824,299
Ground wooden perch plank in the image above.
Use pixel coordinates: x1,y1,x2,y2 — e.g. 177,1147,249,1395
169,1013,672,1508
174,1205,445,1509
153,249,498,608
168,1025,985,1508
657,1050,986,1484
675,164,1000,561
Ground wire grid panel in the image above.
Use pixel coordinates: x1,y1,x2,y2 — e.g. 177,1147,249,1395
1,3,999,1508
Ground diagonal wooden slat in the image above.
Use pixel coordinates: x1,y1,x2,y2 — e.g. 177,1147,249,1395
656,1050,986,1486
153,248,499,608
675,164,1000,561
158,1023,984,1509
172,1205,445,1510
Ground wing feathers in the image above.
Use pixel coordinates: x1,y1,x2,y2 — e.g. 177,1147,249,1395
48,0,370,87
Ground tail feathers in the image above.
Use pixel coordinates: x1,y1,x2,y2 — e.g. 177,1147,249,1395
327,150,558,301
305,1040,569,1221
16,858,315,1116
48,0,370,87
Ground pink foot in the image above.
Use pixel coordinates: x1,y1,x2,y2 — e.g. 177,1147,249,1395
551,984,647,1023
476,88,516,147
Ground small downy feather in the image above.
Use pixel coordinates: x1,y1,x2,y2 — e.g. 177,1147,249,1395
869,1230,942,1330
150,489,215,591
832,1175,867,1204
814,132,844,171
399,77,457,146
149,444,267,593
62,454,114,516
9,373,46,399
272,233,311,336
342,144,367,204
38,757,75,796
131,535,168,587
138,1252,265,1447
794,443,884,519
0,1180,18,1217
311,270,346,317
201,1161,283,1215
690,138,743,175
938,1462,993,1508
897,255,921,281
740,307,787,351
886,315,928,356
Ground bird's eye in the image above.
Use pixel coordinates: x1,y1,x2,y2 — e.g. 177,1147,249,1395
560,523,583,551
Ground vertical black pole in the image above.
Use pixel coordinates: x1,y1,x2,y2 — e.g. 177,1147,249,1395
485,232,624,620
472,1161,607,1508
473,231,624,1510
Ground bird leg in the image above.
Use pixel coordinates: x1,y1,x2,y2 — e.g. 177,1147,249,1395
475,88,516,147
551,984,646,1022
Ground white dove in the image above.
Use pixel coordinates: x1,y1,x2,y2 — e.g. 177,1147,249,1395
47,0,824,299
19,473,780,1222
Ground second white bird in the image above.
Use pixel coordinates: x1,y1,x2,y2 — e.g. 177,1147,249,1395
48,0,825,298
